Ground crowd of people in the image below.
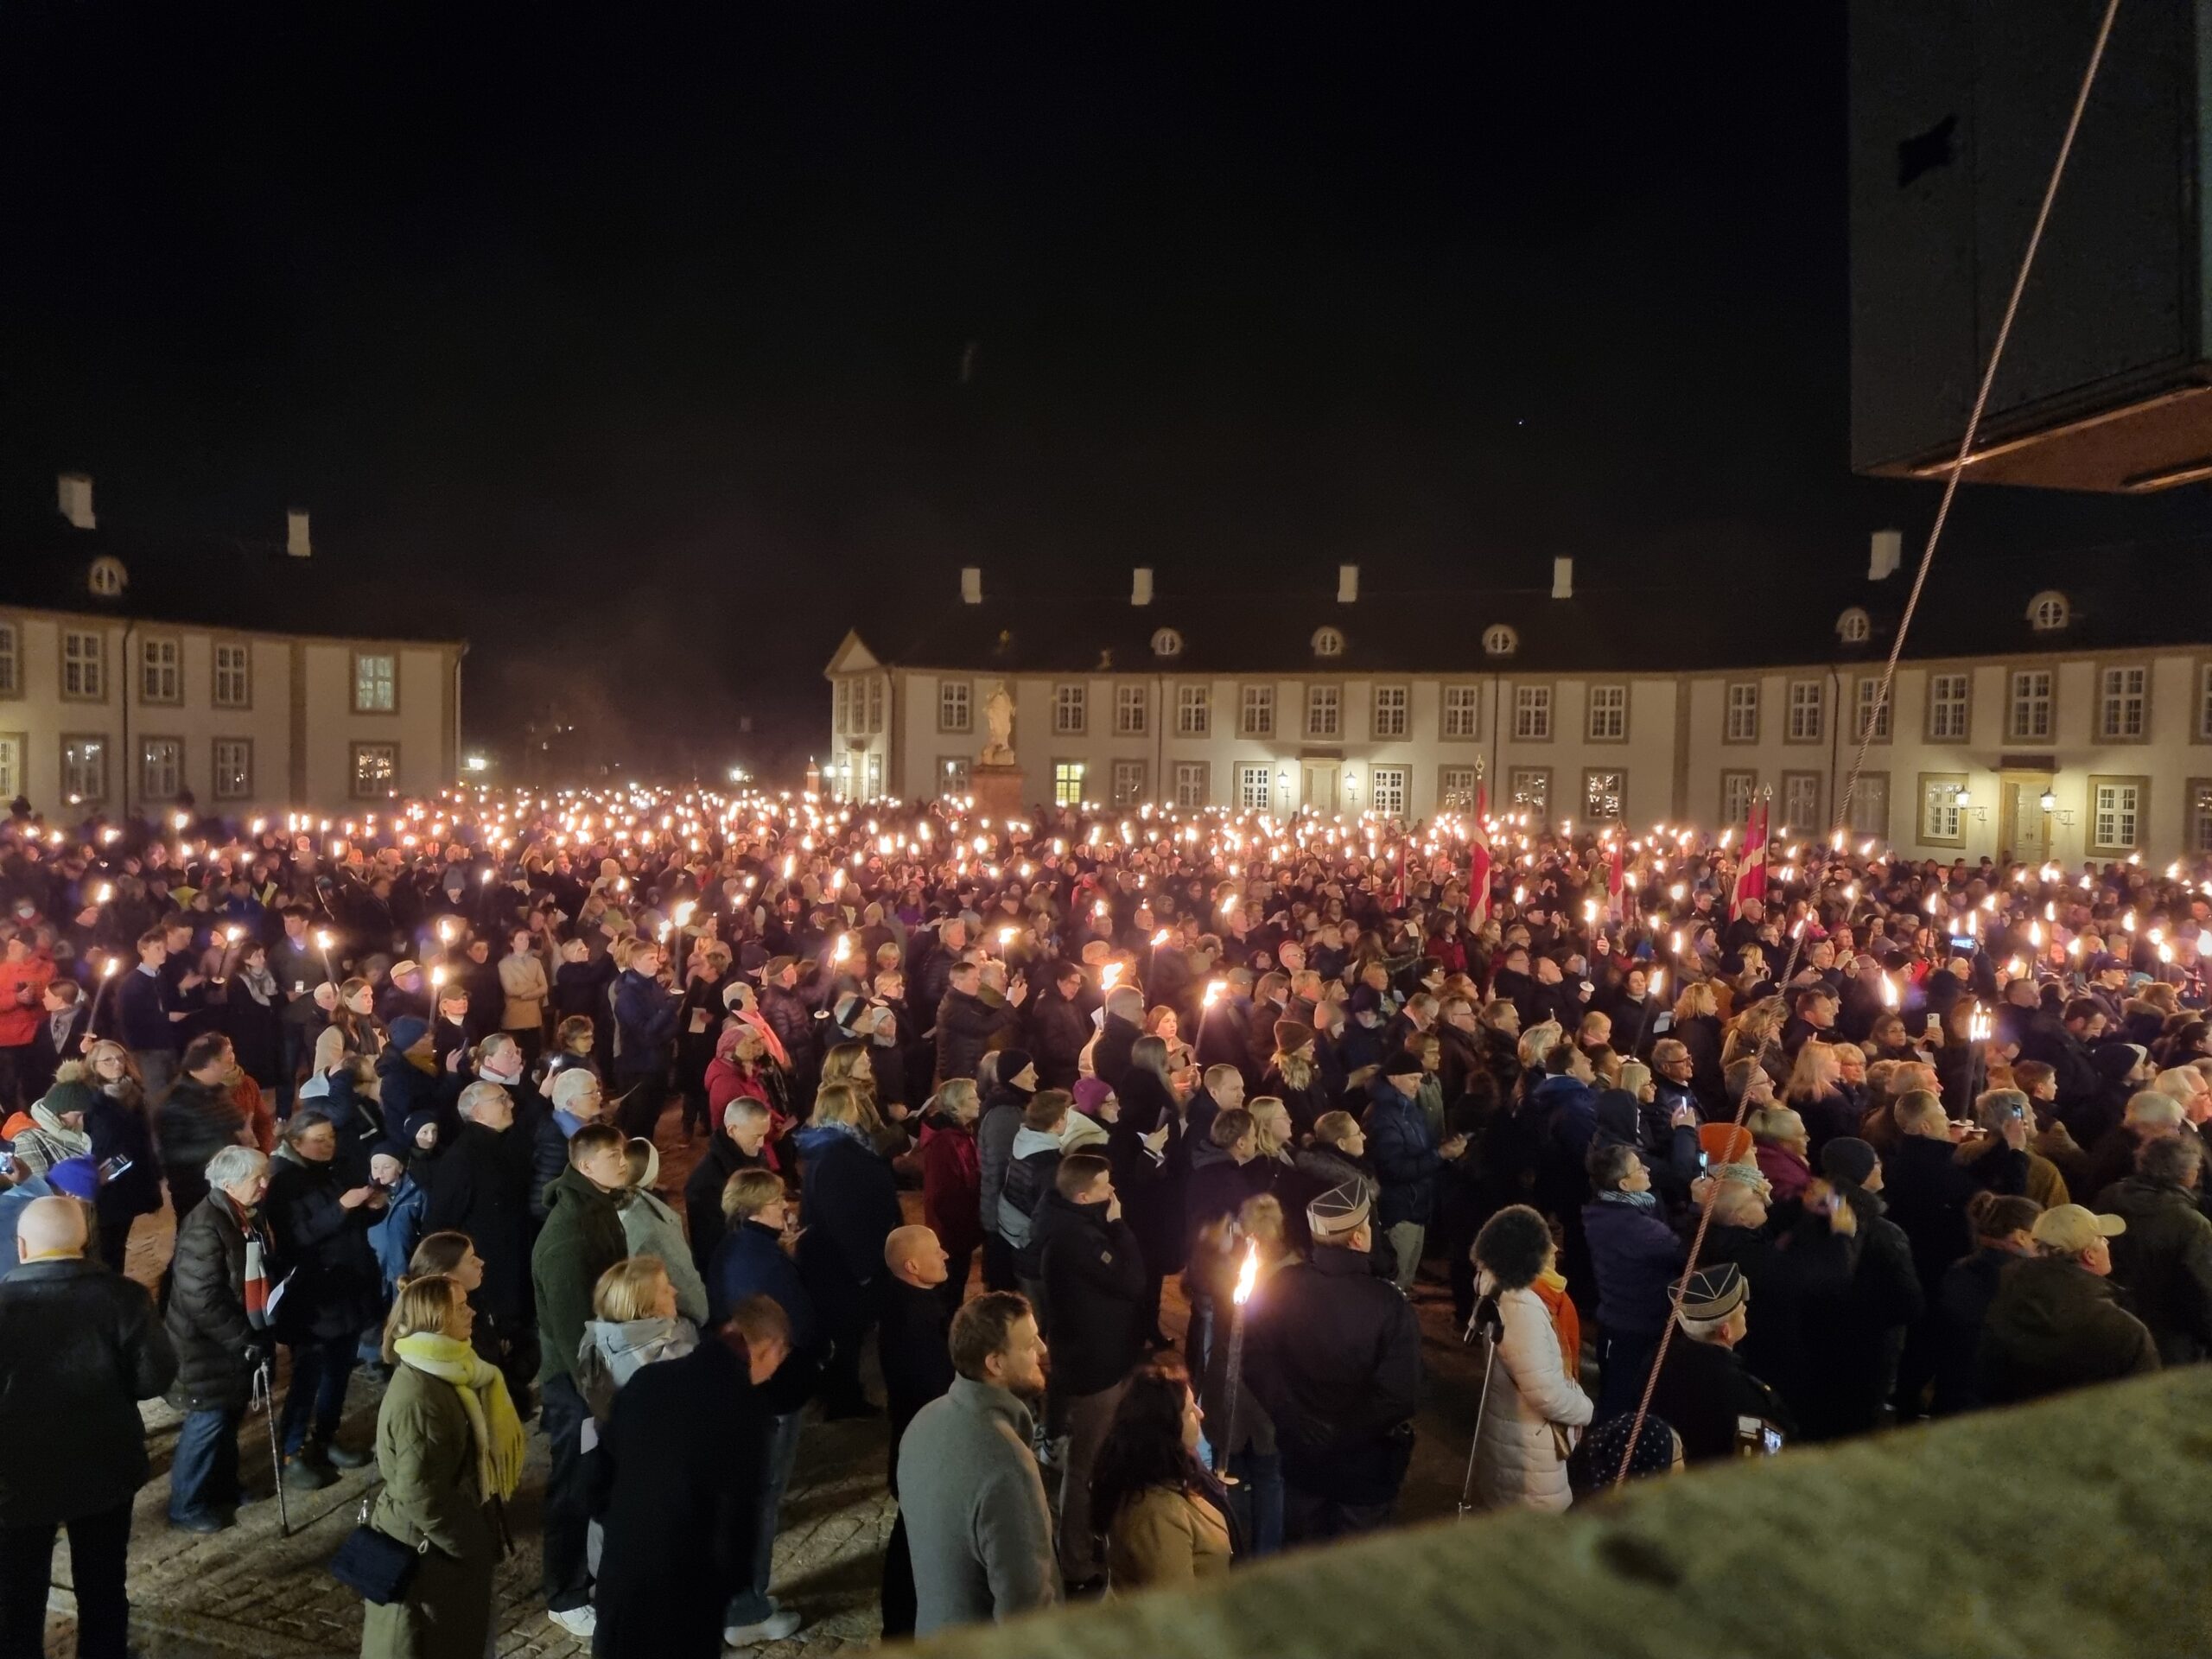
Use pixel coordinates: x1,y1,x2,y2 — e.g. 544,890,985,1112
0,783,2208,1656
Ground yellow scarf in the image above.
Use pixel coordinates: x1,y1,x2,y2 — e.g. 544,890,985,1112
393,1333,525,1503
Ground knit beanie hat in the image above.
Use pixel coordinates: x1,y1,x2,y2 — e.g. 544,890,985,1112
1821,1136,1879,1188
1273,1019,1315,1055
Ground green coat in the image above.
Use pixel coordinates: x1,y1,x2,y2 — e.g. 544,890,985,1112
531,1165,628,1387
359,1363,497,1659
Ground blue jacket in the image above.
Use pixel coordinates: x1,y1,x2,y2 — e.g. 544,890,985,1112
366,1174,426,1294
1534,1073,1600,1164
1364,1079,1444,1230
707,1218,822,1413
613,969,681,1084
1582,1195,1686,1339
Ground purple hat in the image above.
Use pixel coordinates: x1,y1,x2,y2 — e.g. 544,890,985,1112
1072,1077,1114,1116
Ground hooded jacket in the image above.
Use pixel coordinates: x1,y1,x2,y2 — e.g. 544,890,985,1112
575,1313,699,1422
998,1124,1063,1262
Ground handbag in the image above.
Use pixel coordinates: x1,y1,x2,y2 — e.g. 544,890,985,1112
328,1497,430,1605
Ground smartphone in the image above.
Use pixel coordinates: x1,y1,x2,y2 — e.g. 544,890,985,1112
1698,1151,1710,1170
98,1154,133,1182
0,1153,16,1179
1925,1013,1942,1033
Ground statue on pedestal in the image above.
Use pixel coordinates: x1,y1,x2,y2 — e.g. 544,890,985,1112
980,682,1017,766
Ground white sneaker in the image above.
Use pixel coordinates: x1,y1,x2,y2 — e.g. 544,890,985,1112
722,1607,804,1644
548,1605,597,1638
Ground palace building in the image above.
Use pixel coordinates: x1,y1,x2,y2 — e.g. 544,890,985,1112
0,474,465,817
825,537,2212,862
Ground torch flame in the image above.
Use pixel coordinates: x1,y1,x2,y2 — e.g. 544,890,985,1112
1233,1240,1260,1307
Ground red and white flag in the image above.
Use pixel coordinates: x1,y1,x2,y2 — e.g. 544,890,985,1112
1732,793,1770,919
1606,843,1625,925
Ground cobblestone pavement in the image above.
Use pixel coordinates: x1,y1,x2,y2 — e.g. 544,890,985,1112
45,1124,1498,1656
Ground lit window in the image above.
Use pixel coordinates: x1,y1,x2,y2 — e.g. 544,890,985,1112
1151,628,1183,658
1052,761,1085,805
353,653,397,714
1311,626,1344,658
1482,625,1517,658
2028,591,2070,632
86,556,126,598
1838,607,1871,644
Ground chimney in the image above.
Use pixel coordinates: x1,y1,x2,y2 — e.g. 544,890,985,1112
1131,567,1154,606
57,473,94,531
960,566,982,605
286,509,312,559
1337,563,1359,604
1868,528,1903,581
1552,556,1574,599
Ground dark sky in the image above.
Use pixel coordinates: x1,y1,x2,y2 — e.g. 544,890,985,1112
2,4,2202,780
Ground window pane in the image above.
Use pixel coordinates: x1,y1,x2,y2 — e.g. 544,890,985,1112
1052,761,1084,805
1239,765,1271,810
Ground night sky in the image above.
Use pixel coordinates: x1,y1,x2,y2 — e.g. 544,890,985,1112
2,5,2202,781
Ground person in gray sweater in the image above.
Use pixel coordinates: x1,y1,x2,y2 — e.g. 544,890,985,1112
894,1291,1059,1636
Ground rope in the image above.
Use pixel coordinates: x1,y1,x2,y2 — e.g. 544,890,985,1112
1611,0,2124,1488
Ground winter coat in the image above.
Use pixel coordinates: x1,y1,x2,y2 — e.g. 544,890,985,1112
1028,993,1090,1091
1281,1146,1380,1257
794,1122,902,1319
681,1130,770,1282
1260,1061,1332,1140
613,969,681,1084
1886,1134,2025,1300
1363,1080,1445,1230
1109,1069,1188,1278
880,1275,955,1488
84,1086,162,1227
1582,1195,1686,1341
1467,1278,1592,1513
1106,1484,1233,1590
0,952,53,1049
1979,1254,2160,1406
0,1258,175,1527
897,1376,1060,1637
998,1124,1064,1262
155,1075,246,1191
575,1314,699,1423
2094,1176,2212,1364
1694,1213,1856,1429
1033,1190,1146,1392
917,1111,983,1264
1645,1331,1798,1463
266,1145,383,1343
1091,1013,1144,1090
220,980,285,1089
933,988,1020,1086
420,1121,534,1325
1797,1184,1924,1440
368,1174,427,1294
531,1164,629,1388
1243,1247,1421,1505
706,1219,822,1414
976,1090,1029,1243
590,1336,771,1659
498,951,549,1033
1932,1246,2015,1417
1755,1142,1814,1205
360,1360,499,1659
163,1192,271,1411
616,1185,710,1326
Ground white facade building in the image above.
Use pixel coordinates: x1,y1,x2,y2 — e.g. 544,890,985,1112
826,549,2212,863
0,475,465,815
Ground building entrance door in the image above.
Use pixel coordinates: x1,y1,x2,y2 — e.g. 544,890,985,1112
2000,772,2054,866
1302,761,1339,814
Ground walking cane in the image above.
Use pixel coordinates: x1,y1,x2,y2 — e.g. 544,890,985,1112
1456,1294,1504,1517
252,1359,291,1537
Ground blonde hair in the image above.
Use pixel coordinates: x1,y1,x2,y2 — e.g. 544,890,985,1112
1748,1105,1808,1147
1238,1192,1287,1254
810,1079,864,1128
593,1256,671,1323
1516,1021,1564,1071
1673,982,1719,1022
381,1273,463,1362
1785,1041,1840,1103
930,1078,979,1121
721,1166,787,1222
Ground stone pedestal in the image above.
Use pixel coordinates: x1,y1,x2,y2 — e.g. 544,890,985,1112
969,762,1026,822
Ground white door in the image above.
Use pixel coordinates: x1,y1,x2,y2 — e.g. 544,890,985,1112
1303,762,1338,813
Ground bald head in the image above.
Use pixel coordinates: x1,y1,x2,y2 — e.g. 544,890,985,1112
884,1224,949,1288
16,1196,86,1263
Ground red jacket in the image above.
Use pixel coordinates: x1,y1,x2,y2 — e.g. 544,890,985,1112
0,953,54,1049
918,1116,982,1262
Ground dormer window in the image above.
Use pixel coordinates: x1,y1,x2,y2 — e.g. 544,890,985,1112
2028,591,2070,632
1482,624,1518,658
87,556,126,598
1837,607,1871,644
1311,626,1344,658
1151,627,1184,658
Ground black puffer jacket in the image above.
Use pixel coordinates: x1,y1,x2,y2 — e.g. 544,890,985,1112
0,1260,175,1526
155,1077,245,1185
164,1193,274,1411
265,1146,383,1343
